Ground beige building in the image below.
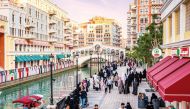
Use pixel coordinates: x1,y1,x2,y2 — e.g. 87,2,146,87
79,17,122,47
127,3,138,50
0,0,74,70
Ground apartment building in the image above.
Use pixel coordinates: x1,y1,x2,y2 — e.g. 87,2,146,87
137,0,163,36
0,0,73,70
126,0,163,49
127,3,138,50
79,16,122,47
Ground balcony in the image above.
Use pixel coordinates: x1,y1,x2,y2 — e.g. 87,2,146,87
48,38,57,43
49,19,56,25
25,23,35,28
48,10,56,16
63,18,70,22
131,14,136,19
65,35,73,40
49,28,56,34
22,34,36,40
131,31,137,35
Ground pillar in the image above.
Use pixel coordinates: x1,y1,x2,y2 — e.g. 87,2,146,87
180,4,186,41
172,12,176,43
165,18,169,44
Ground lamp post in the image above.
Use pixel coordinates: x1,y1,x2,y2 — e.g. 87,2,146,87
89,50,93,78
75,51,79,87
50,54,54,105
95,44,100,73
111,49,115,63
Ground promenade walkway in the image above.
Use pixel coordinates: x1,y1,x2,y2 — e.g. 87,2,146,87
84,66,159,109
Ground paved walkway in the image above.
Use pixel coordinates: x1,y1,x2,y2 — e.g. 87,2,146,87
84,66,159,109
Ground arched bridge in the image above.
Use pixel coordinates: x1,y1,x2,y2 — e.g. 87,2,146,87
71,42,125,66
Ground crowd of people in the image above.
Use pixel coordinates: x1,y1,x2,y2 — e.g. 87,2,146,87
64,57,166,109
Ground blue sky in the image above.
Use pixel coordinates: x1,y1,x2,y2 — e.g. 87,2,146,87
53,0,132,38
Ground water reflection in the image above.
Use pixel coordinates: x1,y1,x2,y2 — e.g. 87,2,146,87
0,65,99,109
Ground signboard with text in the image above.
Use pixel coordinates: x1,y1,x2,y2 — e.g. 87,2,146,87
152,48,162,58
180,47,189,57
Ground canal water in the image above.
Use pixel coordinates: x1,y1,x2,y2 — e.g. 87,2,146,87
0,64,100,109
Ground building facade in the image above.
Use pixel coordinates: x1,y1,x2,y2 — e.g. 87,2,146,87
79,17,122,47
0,0,74,70
127,3,138,50
137,0,163,36
148,0,190,108
127,0,163,50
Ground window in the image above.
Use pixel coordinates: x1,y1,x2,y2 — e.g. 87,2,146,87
19,17,21,24
12,14,14,23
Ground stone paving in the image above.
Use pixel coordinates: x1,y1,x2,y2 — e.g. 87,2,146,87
84,66,160,109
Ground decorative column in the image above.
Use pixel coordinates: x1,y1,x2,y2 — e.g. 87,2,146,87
172,12,176,43
180,4,186,41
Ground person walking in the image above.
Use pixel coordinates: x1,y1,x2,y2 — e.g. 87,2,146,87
118,77,124,94
114,73,119,87
104,78,108,93
132,78,138,95
80,89,87,108
150,93,158,104
124,78,130,94
125,102,132,109
107,77,112,93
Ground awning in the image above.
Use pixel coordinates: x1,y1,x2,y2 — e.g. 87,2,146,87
42,55,50,60
147,56,171,73
31,55,42,61
158,61,190,102
56,54,65,59
148,57,179,84
15,56,31,62
152,58,190,90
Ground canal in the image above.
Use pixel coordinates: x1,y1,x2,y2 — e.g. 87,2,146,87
0,64,99,109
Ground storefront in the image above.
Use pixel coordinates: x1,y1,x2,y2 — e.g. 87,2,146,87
147,47,190,108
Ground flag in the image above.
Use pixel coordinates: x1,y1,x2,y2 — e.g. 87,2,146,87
9,70,14,81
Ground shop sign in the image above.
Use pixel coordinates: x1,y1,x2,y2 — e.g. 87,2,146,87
180,47,189,57
171,48,180,56
152,48,162,58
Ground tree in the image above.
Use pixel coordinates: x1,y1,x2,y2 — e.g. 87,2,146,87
129,15,163,66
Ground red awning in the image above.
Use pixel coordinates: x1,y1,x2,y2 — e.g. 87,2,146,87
147,56,171,73
158,61,190,102
152,58,190,90
148,57,179,84
147,56,171,81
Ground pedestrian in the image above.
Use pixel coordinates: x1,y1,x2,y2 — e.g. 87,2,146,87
107,77,112,93
150,93,158,104
124,78,130,94
139,72,143,83
119,103,125,109
80,88,87,108
104,78,108,93
132,78,138,95
114,73,119,87
94,104,99,109
118,77,124,94
152,98,160,109
125,102,132,109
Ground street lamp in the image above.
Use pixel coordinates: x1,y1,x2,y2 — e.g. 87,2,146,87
111,49,115,63
107,49,110,65
75,51,79,87
95,44,100,73
50,53,54,105
89,49,93,78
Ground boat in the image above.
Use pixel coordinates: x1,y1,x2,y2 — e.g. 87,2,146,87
12,94,45,109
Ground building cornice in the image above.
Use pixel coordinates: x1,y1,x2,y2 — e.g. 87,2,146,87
160,0,173,13
161,39,190,48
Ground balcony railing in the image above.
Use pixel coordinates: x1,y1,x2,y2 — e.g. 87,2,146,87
131,14,136,19
21,34,36,40
49,28,56,34
48,10,57,16
48,38,57,43
49,19,56,25
25,23,35,28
